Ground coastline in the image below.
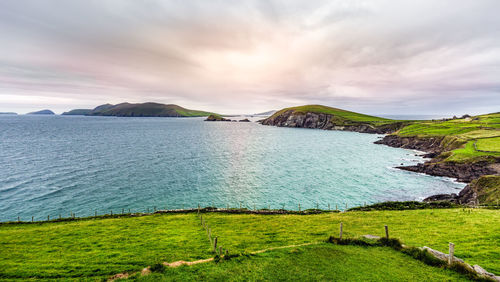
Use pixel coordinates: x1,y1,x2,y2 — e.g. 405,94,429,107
259,110,499,205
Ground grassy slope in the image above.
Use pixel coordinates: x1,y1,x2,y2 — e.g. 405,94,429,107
139,244,469,281
0,214,213,279
273,105,392,124
396,113,500,163
1,209,499,279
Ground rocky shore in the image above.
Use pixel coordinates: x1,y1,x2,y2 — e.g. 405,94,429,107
375,135,499,182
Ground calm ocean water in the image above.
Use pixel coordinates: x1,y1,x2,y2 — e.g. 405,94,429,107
0,115,464,221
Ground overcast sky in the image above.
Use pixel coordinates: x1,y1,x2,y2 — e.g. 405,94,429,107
0,0,499,115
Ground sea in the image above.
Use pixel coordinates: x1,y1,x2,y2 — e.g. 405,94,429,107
0,115,465,221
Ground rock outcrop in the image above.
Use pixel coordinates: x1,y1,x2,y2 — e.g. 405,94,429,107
397,161,498,183
205,114,231,122
376,134,500,183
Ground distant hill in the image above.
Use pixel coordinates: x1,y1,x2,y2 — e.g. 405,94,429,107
27,109,55,115
87,102,214,117
254,110,276,116
62,109,92,116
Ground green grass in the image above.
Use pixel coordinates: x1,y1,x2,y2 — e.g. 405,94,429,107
446,141,497,162
202,209,500,273
0,214,212,279
476,137,500,152
1,209,499,280
137,244,470,281
274,105,391,123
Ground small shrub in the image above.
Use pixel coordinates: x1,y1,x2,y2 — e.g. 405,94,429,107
149,263,165,273
327,236,374,246
401,247,446,267
448,262,489,281
378,238,403,250
347,201,458,211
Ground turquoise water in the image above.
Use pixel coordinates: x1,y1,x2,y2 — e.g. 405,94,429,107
0,115,464,221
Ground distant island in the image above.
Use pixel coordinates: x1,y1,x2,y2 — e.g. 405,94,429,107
261,104,500,206
27,109,55,115
64,102,214,117
62,109,92,116
254,110,276,116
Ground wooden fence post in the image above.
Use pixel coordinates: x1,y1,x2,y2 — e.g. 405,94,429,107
17,216,20,222
336,204,338,211
448,243,455,265
110,210,113,216
328,204,331,210
385,225,389,239
345,203,348,210
219,246,222,256
298,203,301,212
213,236,218,253
47,215,50,221
31,216,34,222
122,208,124,214
339,222,343,240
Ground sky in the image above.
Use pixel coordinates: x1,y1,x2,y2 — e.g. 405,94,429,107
0,0,499,115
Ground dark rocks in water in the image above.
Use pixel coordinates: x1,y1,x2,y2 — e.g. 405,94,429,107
27,109,55,115
239,118,251,122
374,135,446,154
425,175,500,205
396,161,498,183
205,114,231,121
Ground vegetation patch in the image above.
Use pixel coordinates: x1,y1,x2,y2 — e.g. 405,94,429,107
347,201,458,211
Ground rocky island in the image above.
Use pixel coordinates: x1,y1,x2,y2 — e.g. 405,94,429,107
65,102,214,117
205,114,231,121
27,109,55,115
262,105,500,206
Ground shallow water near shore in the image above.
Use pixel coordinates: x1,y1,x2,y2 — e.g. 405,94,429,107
0,115,464,221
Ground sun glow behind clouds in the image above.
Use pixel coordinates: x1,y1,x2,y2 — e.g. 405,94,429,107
0,0,499,114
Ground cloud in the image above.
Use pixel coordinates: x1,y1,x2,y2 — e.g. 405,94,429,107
0,0,499,114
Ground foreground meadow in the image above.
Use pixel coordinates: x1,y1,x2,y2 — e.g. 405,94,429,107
0,209,498,280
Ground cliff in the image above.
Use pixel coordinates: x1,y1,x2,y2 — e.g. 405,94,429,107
260,105,406,134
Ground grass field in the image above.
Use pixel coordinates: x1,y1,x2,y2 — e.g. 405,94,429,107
395,113,500,163
1,209,499,280
137,244,470,281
